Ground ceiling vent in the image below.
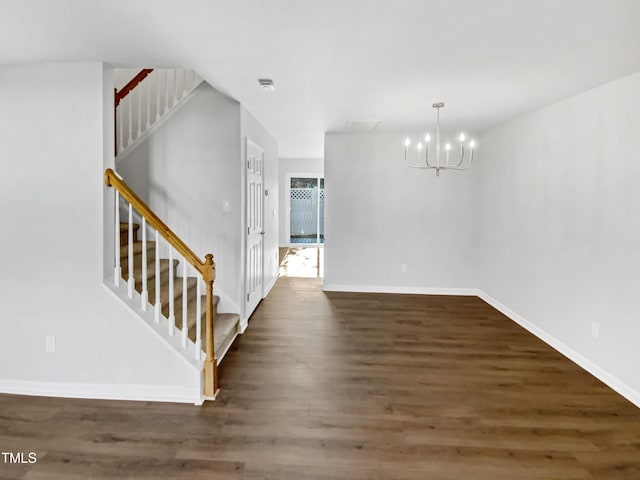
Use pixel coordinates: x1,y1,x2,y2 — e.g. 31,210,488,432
258,78,275,91
344,120,381,132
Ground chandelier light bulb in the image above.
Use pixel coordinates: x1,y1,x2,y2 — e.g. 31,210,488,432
445,143,451,151
458,133,466,142
469,140,476,149
417,143,423,150
404,138,411,147
425,133,431,143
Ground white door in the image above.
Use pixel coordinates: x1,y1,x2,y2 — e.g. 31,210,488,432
245,138,264,317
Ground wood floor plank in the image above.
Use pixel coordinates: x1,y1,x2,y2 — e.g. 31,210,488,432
1,276,639,479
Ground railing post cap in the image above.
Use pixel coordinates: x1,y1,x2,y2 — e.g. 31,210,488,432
203,254,216,282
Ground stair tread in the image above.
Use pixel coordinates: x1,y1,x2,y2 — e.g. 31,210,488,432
120,222,140,230
117,243,235,355
152,276,198,311
122,258,176,284
135,283,238,355
121,241,156,258
179,294,222,330
214,313,240,353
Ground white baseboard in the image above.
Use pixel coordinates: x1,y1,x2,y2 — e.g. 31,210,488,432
322,284,479,296
0,379,201,404
239,316,249,334
264,272,279,297
478,291,640,408
236,273,278,335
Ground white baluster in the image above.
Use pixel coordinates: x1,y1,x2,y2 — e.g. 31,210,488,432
114,191,121,286
195,274,202,359
118,105,124,154
127,97,133,146
136,88,142,138
173,69,178,105
141,217,148,310
164,69,169,114
155,72,161,122
154,230,161,323
182,261,188,348
168,245,175,335
146,77,151,129
182,69,187,97
127,203,134,298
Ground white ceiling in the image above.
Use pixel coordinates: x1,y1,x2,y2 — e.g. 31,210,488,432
2,0,640,158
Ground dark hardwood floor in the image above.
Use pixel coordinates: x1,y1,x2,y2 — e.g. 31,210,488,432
2,277,640,479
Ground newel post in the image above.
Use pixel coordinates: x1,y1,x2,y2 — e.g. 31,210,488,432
202,253,218,398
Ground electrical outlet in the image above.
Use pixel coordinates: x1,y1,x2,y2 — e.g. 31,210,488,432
591,321,600,339
401,263,408,273
45,335,56,353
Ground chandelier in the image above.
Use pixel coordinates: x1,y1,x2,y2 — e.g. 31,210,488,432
404,102,476,176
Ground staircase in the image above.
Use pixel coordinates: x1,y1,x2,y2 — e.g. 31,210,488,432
105,168,239,401
107,69,239,402
119,222,240,360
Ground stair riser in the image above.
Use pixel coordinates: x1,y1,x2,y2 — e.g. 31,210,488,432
119,223,139,247
172,295,207,336
120,242,157,271
123,266,219,316
120,249,156,267
122,257,173,284
141,277,195,309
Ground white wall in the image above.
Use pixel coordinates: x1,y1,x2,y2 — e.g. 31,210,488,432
474,72,640,399
278,157,324,246
324,132,477,293
114,68,142,90
118,84,242,312
241,107,280,310
0,63,199,402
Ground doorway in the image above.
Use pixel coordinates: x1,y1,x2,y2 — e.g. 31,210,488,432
287,175,324,246
282,174,325,277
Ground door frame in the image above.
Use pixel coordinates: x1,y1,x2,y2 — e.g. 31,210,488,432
285,172,325,248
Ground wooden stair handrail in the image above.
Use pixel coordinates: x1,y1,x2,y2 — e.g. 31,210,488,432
115,69,153,107
104,167,218,398
105,168,204,274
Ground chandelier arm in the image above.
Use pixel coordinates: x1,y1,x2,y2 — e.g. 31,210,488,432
405,147,436,169
425,147,434,168
440,163,472,171
406,163,435,170
452,144,465,168
446,149,475,170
